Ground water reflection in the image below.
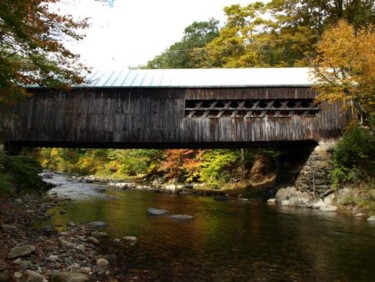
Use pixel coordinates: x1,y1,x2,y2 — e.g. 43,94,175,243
49,189,375,281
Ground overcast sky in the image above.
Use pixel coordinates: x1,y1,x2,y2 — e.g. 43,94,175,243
64,0,262,69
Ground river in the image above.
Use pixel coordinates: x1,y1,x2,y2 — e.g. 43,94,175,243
44,174,375,281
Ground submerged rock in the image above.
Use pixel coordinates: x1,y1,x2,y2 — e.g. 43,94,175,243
168,215,193,220
367,216,375,222
319,205,338,212
91,231,108,238
213,195,231,201
123,236,137,242
147,208,169,216
86,221,107,229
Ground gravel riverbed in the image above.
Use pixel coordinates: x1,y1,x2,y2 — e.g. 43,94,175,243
0,193,132,282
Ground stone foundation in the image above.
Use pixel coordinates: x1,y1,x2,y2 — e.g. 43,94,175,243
294,140,336,198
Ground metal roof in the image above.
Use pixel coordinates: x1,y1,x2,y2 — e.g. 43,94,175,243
82,68,313,88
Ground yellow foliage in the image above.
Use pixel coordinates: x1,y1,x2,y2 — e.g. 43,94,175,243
312,21,375,129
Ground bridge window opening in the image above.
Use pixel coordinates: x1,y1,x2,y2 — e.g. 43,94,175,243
216,101,225,108
222,111,232,118
287,101,296,108
202,101,211,108
301,100,311,108
185,101,196,108
272,100,282,108
244,101,253,108
230,101,239,108
258,101,268,108
184,99,320,118
208,112,219,118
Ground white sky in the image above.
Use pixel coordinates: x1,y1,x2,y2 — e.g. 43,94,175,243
63,0,262,69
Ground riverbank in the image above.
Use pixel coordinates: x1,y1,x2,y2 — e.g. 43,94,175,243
1,174,375,282
63,172,375,219
0,193,127,282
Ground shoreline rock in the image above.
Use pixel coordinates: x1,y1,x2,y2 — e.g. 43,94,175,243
0,193,123,281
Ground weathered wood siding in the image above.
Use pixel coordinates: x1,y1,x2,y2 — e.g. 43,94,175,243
4,87,346,148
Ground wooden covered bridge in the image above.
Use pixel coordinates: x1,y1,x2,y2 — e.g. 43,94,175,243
3,68,346,149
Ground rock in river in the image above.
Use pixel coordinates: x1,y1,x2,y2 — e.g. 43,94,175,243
147,208,169,216
86,221,107,229
168,215,193,220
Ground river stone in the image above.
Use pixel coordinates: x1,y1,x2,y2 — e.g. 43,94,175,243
320,205,338,212
19,270,45,282
14,272,22,279
50,271,89,282
367,216,375,222
86,221,107,229
87,236,100,245
58,238,75,248
147,208,169,216
0,271,10,282
67,221,76,227
123,236,137,242
267,198,276,205
1,224,18,232
91,231,108,238
45,255,59,262
168,215,193,220
96,258,109,267
7,245,36,260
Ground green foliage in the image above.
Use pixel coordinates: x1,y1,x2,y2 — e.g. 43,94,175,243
0,151,44,194
36,148,163,179
0,0,88,104
146,19,219,69
147,1,375,69
199,150,240,188
331,127,375,186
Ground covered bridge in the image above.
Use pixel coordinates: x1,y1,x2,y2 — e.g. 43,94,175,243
2,68,346,149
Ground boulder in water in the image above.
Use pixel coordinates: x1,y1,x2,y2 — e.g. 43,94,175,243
147,208,169,216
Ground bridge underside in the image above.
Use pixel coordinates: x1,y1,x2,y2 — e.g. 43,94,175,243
5,140,318,150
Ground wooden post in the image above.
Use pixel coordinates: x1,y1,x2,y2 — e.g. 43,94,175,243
241,148,246,182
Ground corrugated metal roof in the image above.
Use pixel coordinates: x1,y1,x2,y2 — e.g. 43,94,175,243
82,68,313,88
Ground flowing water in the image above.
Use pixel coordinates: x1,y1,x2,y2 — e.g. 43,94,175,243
44,174,375,281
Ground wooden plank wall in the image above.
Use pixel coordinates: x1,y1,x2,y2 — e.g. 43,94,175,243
4,87,346,148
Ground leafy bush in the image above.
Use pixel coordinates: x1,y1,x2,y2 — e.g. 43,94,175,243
331,127,375,186
200,150,240,188
0,151,44,194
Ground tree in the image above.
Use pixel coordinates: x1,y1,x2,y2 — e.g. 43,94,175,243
266,0,375,65
146,18,219,69
193,0,375,68
311,20,375,133
199,3,269,68
0,0,88,104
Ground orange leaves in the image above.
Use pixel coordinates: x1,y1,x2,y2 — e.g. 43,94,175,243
312,20,375,129
159,149,203,181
